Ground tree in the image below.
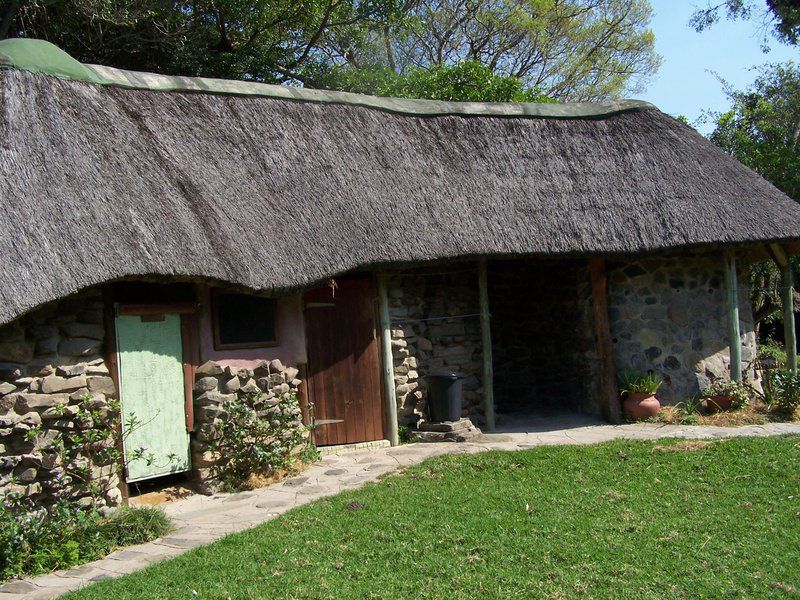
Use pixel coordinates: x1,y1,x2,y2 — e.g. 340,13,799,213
691,0,800,47
2,0,659,101
337,0,661,101
710,62,800,333
0,0,400,83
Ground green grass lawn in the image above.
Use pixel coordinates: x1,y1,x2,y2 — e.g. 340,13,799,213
67,437,800,599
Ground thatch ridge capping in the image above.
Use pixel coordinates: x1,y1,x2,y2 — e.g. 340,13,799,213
0,37,656,119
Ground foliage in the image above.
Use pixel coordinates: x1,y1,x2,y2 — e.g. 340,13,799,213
2,0,659,101
761,367,800,413
0,499,171,581
691,0,800,47
315,60,553,102
210,390,310,492
66,437,800,599
759,338,789,364
709,62,800,330
356,0,661,101
618,370,662,395
702,379,751,409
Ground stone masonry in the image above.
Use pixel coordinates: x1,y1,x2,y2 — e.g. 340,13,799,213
387,268,484,426
0,289,121,510
191,359,305,494
608,253,759,404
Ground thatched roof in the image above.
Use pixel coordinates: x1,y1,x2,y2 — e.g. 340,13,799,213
1,39,800,325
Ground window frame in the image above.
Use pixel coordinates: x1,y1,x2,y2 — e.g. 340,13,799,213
211,288,279,350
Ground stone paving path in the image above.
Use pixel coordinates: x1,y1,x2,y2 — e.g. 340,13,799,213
3,418,800,599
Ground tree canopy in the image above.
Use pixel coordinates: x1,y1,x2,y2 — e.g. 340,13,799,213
710,62,800,331
1,0,659,101
691,0,800,47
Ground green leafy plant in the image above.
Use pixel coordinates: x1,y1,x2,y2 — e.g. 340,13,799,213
210,390,310,491
702,380,751,410
618,371,663,395
758,340,788,366
0,497,171,581
762,368,800,414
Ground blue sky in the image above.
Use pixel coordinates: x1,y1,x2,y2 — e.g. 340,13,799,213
640,0,798,133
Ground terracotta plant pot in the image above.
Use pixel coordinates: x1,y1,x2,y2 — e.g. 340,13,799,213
705,395,732,412
623,392,661,420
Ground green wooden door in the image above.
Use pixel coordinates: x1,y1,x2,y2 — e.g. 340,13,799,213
115,313,191,482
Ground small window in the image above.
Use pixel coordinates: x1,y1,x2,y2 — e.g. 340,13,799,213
212,290,277,350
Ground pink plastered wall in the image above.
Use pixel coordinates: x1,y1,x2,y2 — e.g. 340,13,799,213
197,285,307,368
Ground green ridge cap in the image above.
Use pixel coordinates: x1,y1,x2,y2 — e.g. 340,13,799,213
1,38,658,119
0,38,102,84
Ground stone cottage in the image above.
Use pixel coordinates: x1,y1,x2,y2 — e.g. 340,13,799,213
1,39,799,509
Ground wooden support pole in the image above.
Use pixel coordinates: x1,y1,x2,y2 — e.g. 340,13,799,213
782,264,797,374
769,243,797,374
588,258,621,424
377,273,399,446
478,258,495,431
724,252,742,382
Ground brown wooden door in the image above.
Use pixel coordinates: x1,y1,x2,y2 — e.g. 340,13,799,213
304,277,385,446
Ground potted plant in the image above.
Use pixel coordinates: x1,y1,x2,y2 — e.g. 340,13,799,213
701,379,750,412
619,370,663,420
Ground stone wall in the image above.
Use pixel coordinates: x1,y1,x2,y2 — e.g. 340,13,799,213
191,359,304,493
608,254,758,404
0,289,121,510
489,260,598,414
387,268,483,425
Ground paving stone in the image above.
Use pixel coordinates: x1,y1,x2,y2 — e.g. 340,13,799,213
324,468,348,476
296,485,332,495
282,476,309,487
0,579,38,594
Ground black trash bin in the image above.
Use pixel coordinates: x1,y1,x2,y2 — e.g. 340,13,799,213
426,370,463,422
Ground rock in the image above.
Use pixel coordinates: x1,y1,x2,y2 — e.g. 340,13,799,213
417,337,433,352
240,379,260,394
194,376,219,392
222,376,241,393
56,364,86,377
0,363,23,382
41,374,87,394
195,391,236,407
14,466,37,483
41,404,77,419
0,381,16,396
253,360,271,377
269,358,285,373
61,322,105,340
0,341,34,363
35,337,60,355
86,363,109,376
284,366,299,381
195,361,223,376
59,337,102,357
16,392,71,411
87,376,116,396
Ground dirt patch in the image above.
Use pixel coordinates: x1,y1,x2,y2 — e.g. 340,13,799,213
652,441,714,453
129,485,195,507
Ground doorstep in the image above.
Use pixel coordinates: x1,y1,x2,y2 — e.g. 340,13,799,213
318,439,391,456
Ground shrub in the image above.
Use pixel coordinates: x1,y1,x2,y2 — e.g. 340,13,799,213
0,498,171,581
210,390,310,491
618,371,663,395
763,368,800,414
758,340,787,366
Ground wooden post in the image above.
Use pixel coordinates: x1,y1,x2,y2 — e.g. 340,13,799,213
377,273,399,446
478,258,495,430
782,264,797,374
588,258,621,423
769,243,798,374
724,252,742,382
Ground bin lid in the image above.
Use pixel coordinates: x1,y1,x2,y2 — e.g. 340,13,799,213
427,369,461,379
